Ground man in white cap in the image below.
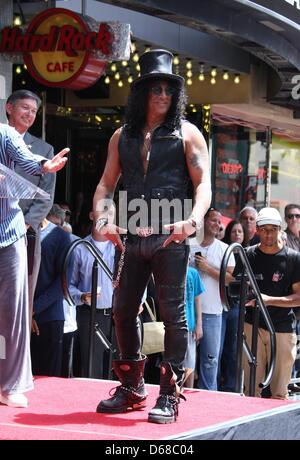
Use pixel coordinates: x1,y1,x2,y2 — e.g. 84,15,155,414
234,207,300,399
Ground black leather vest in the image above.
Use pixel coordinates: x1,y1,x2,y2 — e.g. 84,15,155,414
118,123,191,232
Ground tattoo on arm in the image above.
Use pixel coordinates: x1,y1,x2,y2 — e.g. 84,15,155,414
188,153,202,169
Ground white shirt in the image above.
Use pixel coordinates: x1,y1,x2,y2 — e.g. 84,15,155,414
69,235,115,309
189,237,235,315
63,299,77,333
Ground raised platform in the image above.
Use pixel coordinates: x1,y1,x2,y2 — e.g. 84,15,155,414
0,377,300,440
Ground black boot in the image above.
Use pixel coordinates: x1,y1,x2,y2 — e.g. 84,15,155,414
96,356,148,413
148,362,186,424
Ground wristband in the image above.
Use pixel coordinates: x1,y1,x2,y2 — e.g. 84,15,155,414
187,215,197,228
96,217,109,231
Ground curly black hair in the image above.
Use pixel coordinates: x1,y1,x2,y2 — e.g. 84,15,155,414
124,78,187,137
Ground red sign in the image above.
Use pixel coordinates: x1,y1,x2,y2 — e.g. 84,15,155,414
0,8,113,89
220,162,243,175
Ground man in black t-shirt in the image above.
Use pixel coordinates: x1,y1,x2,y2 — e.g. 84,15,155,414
234,207,300,399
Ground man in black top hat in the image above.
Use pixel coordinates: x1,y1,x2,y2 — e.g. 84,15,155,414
93,49,211,423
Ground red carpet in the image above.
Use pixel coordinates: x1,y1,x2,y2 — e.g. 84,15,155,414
0,376,298,440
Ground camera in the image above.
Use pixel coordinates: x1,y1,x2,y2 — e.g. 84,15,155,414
195,251,202,256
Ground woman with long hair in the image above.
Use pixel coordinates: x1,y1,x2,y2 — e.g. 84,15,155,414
219,220,244,392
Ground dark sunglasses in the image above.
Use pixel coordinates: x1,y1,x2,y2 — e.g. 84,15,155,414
287,213,300,219
150,85,175,97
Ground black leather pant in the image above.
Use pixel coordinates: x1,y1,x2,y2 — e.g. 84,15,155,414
113,234,189,382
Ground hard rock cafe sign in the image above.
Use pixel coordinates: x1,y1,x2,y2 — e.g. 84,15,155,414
0,8,131,89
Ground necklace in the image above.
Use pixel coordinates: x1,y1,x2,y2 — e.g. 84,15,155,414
142,123,161,162
200,241,214,259
143,129,152,162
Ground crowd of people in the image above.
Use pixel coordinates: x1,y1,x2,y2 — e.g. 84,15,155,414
1,49,300,428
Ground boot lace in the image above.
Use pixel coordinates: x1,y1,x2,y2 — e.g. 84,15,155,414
155,392,186,410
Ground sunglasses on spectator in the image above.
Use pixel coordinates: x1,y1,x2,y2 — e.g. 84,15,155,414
287,213,300,219
150,85,175,96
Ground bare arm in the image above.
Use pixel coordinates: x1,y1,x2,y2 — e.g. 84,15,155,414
92,128,127,249
93,128,122,219
183,122,212,222
258,281,300,308
194,294,203,341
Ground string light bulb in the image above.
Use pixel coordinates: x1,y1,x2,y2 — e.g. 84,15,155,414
186,70,193,78
133,52,139,62
211,67,217,77
223,70,229,80
110,63,117,72
131,41,136,53
128,75,133,83
186,59,193,69
173,54,180,65
198,72,205,81
104,75,110,84
14,16,22,26
187,78,193,86
210,76,216,85
234,74,240,84
118,80,124,87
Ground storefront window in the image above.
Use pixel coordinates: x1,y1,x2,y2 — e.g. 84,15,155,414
270,135,300,215
211,122,267,219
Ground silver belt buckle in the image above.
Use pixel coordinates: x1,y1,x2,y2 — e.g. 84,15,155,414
136,226,154,237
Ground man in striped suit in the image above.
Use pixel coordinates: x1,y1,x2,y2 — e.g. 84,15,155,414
6,90,56,327
0,122,69,408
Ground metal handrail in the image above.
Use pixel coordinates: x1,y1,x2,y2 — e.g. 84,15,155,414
62,239,113,305
62,238,114,378
219,242,276,394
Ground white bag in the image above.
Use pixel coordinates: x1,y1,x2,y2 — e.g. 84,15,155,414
141,299,165,355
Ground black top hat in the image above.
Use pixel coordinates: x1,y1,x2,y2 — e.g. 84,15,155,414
132,49,184,87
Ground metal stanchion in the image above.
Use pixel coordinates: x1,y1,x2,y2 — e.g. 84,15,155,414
219,243,276,396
